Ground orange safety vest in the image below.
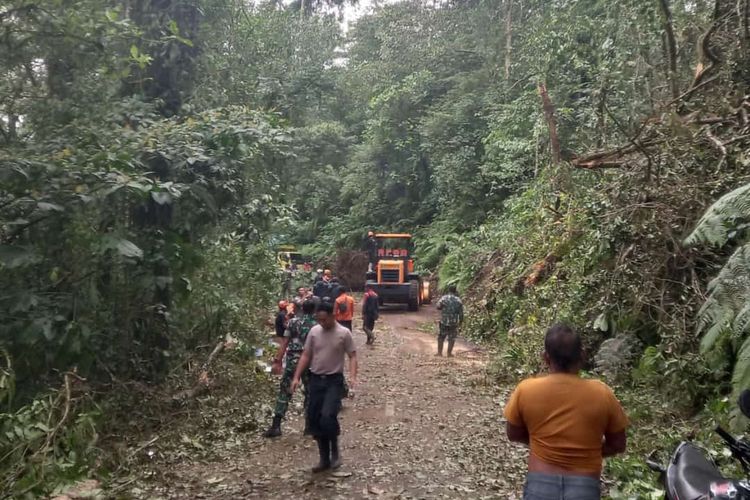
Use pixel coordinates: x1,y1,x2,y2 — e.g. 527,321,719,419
335,295,355,321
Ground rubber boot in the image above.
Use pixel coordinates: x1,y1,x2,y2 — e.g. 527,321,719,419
312,438,331,473
303,416,311,436
447,338,456,357
263,416,282,438
330,436,341,469
436,338,444,356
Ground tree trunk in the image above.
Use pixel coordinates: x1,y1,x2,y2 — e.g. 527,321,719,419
125,0,202,117
504,0,513,81
538,82,561,164
7,114,17,142
657,0,680,99
596,81,607,148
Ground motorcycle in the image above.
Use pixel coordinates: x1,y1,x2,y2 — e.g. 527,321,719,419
647,390,750,499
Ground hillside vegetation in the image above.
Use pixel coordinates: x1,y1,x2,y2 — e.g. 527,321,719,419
1,0,749,496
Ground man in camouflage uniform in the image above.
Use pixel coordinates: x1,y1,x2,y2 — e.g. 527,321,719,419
436,285,464,357
264,299,316,438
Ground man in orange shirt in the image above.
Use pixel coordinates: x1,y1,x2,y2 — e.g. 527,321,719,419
334,288,355,332
504,324,629,499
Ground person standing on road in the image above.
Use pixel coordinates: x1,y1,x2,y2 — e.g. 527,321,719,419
333,287,354,401
275,301,289,340
334,288,355,332
293,286,307,314
330,277,341,302
291,301,358,472
366,231,378,272
281,264,293,297
313,269,333,299
264,299,317,438
504,324,629,500
362,284,380,345
436,285,463,357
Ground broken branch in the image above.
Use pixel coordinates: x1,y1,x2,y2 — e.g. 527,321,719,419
171,339,227,402
537,82,561,164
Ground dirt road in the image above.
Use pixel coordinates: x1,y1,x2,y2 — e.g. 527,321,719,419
139,305,527,499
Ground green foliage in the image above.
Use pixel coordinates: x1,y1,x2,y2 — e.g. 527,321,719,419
687,183,750,428
685,184,750,248
3,0,750,494
1,105,287,388
0,380,100,496
178,232,279,347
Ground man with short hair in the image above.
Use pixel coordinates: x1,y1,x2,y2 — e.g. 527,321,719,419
264,299,317,438
334,287,355,332
362,284,380,345
291,301,358,472
504,324,629,500
436,285,463,357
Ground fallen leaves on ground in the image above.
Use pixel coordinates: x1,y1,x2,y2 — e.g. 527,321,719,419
121,307,526,499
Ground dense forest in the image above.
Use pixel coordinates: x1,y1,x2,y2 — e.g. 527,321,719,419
1,0,750,496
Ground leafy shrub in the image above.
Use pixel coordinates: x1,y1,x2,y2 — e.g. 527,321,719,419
685,183,750,426
0,375,99,497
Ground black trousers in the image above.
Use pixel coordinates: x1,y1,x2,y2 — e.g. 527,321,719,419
339,320,353,332
306,373,344,439
363,315,376,332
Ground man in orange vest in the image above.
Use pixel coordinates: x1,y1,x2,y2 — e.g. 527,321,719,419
334,288,355,332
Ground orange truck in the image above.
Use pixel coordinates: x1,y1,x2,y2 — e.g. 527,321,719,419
365,233,430,311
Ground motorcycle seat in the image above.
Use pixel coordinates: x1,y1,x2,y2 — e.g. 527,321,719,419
667,442,727,500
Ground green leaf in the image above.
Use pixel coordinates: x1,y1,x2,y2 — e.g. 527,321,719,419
130,45,139,59
701,322,728,353
116,239,143,259
36,202,64,212
155,276,172,289
731,336,750,429
151,191,172,205
685,183,750,247
102,237,144,259
33,318,54,341
0,246,42,269
127,181,152,192
593,312,608,332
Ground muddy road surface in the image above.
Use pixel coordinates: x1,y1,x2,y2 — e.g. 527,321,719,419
138,304,527,499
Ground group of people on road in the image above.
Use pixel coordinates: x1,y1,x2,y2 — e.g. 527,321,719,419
264,268,382,472
268,265,628,499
